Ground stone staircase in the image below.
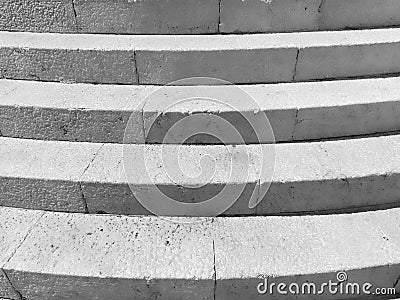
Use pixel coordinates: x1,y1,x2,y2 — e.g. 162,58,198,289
1,0,400,299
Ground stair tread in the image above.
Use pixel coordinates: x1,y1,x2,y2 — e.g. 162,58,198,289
1,206,400,299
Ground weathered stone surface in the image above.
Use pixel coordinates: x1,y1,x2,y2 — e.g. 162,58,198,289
4,210,214,300
0,210,35,298
1,135,399,215
74,0,219,34
0,47,136,84
1,29,400,84
81,142,259,216
0,137,101,212
295,43,400,81
260,135,400,214
0,80,146,143
0,269,20,300
1,207,400,299
2,77,400,143
214,208,400,299
220,0,320,33
136,47,297,84
319,0,400,31
0,0,76,33
2,0,399,34
0,207,43,266
220,0,400,33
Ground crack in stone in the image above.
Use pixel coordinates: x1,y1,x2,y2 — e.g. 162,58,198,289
1,269,23,300
71,0,79,31
3,212,45,268
133,51,140,84
255,178,261,216
141,95,149,142
393,274,400,289
217,0,222,33
210,218,218,300
318,0,325,13
78,183,89,214
292,49,300,81
212,233,217,300
291,108,299,140
79,143,105,180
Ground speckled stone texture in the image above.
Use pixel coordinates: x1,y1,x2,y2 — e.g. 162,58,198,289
3,210,215,300
2,0,400,34
1,135,400,215
0,137,102,212
1,207,400,299
0,80,146,143
214,208,400,299
220,0,400,33
2,78,400,143
74,0,219,34
0,47,137,84
0,0,76,33
2,29,400,84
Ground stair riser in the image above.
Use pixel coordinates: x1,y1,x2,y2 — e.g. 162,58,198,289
3,175,398,216
4,102,399,143
4,271,213,300
2,0,400,34
2,39,400,84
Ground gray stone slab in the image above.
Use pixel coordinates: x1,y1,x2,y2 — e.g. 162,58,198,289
4,210,214,300
0,0,76,33
2,77,400,143
74,0,219,34
2,29,400,84
214,208,400,299
220,0,400,33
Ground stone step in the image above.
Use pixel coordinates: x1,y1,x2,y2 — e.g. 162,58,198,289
1,0,400,34
1,28,400,84
1,206,399,299
1,136,400,216
1,77,400,143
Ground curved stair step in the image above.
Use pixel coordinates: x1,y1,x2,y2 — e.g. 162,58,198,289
1,206,400,299
1,136,399,216
1,29,400,84
1,78,400,143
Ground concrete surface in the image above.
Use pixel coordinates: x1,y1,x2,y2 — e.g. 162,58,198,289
2,77,400,143
2,0,400,34
2,29,400,84
0,269,19,300
2,208,214,300
0,79,146,143
0,207,43,300
214,208,400,299
0,137,102,212
220,0,400,33
0,206,399,299
74,0,219,34
0,0,76,33
0,47,137,84
1,135,400,215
